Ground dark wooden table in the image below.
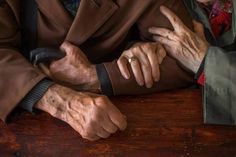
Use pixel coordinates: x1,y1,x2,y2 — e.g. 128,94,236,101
1,89,236,157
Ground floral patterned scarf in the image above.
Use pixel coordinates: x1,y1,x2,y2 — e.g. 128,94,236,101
201,0,233,38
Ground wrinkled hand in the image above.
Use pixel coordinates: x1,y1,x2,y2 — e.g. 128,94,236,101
117,42,166,88
36,84,127,141
149,6,209,73
49,41,100,91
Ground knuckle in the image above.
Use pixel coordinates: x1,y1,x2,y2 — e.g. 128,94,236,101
143,65,149,71
95,97,104,103
50,65,59,73
174,35,181,41
185,31,191,38
146,50,153,55
67,46,74,53
132,60,139,66
143,43,152,50
118,58,127,67
142,62,150,69
84,122,91,130
81,130,90,138
176,40,182,47
92,108,103,120
72,49,78,57
60,42,66,50
112,127,118,133
179,35,184,41
123,50,130,55
96,95,108,104
109,126,117,133
159,37,164,42
49,63,56,71
133,47,141,53
159,50,166,58
101,95,109,101
117,59,122,65
69,47,78,56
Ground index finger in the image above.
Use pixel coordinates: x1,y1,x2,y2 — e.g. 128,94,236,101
160,6,185,32
99,99,127,131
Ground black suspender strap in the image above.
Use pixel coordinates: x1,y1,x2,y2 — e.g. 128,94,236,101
21,0,38,60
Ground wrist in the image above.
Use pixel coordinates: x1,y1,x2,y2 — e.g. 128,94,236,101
89,65,99,86
193,57,204,73
35,84,68,119
193,46,209,73
74,65,101,93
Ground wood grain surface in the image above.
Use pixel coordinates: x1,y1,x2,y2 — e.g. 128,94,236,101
1,89,236,157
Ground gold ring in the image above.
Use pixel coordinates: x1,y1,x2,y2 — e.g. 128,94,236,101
128,56,137,64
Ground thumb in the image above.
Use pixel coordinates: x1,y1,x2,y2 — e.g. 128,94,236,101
60,41,75,56
193,20,206,40
156,44,167,64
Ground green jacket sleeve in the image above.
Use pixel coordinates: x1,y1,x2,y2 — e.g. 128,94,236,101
204,46,236,125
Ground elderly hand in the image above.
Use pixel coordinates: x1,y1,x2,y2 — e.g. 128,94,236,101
117,42,166,88
149,6,209,73
36,84,127,141
48,41,100,92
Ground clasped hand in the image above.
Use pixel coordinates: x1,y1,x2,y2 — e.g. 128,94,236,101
118,42,167,88
48,42,100,92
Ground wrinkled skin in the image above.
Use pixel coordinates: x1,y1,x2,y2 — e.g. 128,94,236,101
149,6,209,74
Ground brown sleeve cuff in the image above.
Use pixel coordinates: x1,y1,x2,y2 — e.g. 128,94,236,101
19,79,54,113
104,56,195,96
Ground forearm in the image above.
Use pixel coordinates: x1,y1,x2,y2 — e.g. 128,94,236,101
98,56,194,96
19,79,54,112
35,84,67,119
73,65,101,93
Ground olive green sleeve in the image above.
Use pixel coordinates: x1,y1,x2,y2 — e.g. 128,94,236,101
204,46,236,125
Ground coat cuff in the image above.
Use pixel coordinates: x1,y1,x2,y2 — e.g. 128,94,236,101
194,56,206,81
18,79,54,112
95,64,114,96
203,46,236,125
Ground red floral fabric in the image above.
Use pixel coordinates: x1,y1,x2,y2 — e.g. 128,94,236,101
209,0,233,38
197,0,232,86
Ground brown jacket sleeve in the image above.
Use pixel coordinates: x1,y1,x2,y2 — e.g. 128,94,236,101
101,0,195,95
104,56,194,95
0,0,45,121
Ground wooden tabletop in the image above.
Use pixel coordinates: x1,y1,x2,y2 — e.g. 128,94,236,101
1,89,236,157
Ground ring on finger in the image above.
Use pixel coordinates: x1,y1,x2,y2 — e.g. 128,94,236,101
127,56,138,64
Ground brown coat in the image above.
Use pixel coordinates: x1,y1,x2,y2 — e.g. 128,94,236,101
0,0,194,121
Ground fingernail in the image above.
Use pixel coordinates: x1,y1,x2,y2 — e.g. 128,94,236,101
139,81,144,86
125,74,130,79
160,5,165,10
154,76,160,82
148,28,153,33
146,84,153,88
